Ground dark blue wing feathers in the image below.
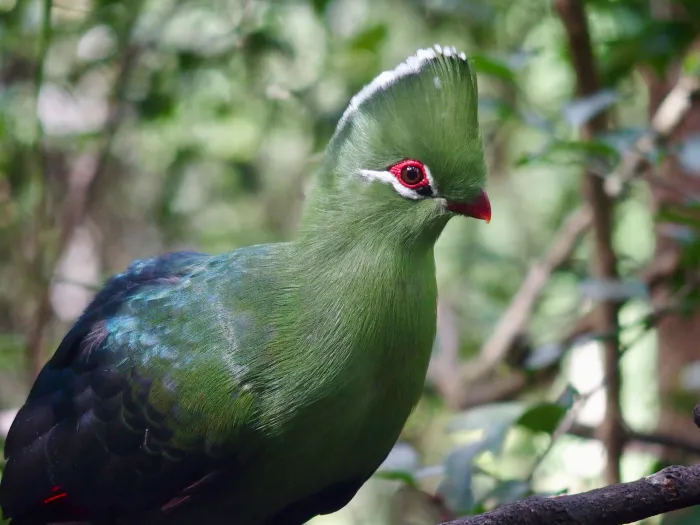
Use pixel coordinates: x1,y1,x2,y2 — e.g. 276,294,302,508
0,251,225,524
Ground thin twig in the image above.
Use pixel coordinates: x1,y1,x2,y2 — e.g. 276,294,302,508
457,372,530,409
569,423,700,457
604,75,700,198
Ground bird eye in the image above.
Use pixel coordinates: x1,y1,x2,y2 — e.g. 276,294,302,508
386,159,434,198
400,165,425,186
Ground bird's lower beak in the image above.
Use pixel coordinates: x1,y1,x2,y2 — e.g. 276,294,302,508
446,189,491,223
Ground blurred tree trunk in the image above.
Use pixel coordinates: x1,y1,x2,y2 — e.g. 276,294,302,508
645,1,700,455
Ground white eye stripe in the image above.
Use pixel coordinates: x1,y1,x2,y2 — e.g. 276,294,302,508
360,169,421,199
358,164,438,199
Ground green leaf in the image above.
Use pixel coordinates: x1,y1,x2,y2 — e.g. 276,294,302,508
601,21,697,84
471,54,516,84
350,25,388,52
683,50,700,77
375,470,419,488
310,0,333,15
136,91,175,121
676,0,700,24
243,29,294,58
517,139,620,168
516,402,567,435
656,204,700,230
177,51,207,72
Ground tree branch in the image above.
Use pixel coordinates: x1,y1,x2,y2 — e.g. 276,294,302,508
556,0,622,484
569,423,700,457
605,74,700,198
443,407,700,525
444,464,700,525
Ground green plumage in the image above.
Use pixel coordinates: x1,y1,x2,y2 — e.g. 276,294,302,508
0,45,489,525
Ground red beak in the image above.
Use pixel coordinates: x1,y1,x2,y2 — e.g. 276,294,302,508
446,189,491,223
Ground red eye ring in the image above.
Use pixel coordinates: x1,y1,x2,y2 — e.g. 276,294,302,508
389,159,430,189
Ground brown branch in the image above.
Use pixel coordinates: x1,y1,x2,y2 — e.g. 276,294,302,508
445,406,700,525
556,0,622,485
569,423,700,457
444,464,700,525
457,373,528,409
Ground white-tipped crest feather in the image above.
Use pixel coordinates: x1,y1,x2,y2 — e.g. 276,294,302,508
337,44,468,129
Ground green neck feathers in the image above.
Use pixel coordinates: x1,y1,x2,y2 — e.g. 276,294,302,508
260,45,488,416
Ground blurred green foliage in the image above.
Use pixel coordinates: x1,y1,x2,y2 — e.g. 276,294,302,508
2,0,700,524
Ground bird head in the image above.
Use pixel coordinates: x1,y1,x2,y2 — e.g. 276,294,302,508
304,45,489,247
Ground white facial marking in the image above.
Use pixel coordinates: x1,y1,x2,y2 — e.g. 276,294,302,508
358,164,439,200
425,164,438,195
360,170,419,199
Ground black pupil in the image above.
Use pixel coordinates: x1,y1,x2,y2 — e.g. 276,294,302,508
402,165,423,184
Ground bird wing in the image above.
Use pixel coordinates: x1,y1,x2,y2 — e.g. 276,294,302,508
0,251,255,524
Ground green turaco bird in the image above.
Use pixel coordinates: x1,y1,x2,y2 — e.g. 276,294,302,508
0,45,490,525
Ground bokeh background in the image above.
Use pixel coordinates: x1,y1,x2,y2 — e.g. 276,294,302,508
2,0,700,524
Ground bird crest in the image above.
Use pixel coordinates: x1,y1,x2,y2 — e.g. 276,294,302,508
323,44,485,210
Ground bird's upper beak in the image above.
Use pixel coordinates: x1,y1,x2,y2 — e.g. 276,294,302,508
446,189,491,223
